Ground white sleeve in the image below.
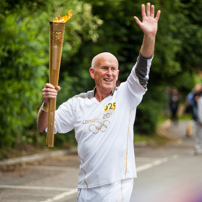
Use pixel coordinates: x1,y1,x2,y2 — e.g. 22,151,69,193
197,97,202,124
54,100,76,134
125,53,153,109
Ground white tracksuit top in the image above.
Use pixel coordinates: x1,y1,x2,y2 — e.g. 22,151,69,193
53,53,153,188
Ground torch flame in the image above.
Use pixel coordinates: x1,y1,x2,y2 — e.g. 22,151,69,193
53,10,73,22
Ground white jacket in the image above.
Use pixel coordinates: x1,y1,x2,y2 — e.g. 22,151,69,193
52,53,153,188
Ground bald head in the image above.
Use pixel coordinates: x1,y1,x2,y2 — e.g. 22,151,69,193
91,52,119,69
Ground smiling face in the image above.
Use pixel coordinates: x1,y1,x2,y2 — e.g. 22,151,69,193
89,52,119,98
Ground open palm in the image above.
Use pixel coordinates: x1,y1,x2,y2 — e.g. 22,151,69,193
134,3,161,36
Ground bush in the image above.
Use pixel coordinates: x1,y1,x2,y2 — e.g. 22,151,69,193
134,89,164,135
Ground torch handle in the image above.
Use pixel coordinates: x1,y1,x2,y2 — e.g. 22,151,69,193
46,22,65,147
46,98,56,147
47,67,59,147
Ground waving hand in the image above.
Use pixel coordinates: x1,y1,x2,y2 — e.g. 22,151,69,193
134,3,161,58
134,3,161,37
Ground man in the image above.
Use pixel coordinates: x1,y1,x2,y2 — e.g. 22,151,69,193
37,3,161,202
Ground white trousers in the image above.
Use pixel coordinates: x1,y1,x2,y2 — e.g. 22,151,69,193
194,123,202,152
77,178,134,202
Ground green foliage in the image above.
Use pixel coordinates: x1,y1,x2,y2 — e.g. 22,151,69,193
135,86,165,135
0,6,49,147
1,0,202,152
0,0,103,150
56,72,78,106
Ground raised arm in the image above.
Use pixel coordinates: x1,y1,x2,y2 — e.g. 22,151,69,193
37,83,60,132
134,3,161,58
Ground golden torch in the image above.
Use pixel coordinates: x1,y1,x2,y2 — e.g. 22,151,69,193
47,10,72,147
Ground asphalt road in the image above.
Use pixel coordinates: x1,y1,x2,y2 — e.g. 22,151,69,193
0,120,202,202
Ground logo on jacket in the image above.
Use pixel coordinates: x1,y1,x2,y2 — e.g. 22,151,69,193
89,120,110,134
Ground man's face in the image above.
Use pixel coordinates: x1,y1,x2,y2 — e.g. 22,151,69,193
89,53,119,94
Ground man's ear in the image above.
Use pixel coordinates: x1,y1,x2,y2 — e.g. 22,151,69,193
89,67,95,79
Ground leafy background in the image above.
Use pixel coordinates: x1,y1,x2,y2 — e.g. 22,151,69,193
0,0,202,158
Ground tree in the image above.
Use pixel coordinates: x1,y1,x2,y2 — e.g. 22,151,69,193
0,0,103,150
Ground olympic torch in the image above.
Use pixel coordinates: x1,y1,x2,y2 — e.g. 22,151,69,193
47,10,72,147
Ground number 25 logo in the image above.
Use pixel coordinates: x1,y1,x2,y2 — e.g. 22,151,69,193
104,102,116,112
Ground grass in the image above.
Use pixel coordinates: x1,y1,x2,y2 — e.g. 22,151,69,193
134,133,170,145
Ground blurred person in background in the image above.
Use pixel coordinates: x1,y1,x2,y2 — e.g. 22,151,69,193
169,87,180,124
184,84,202,137
193,84,202,122
185,88,196,121
185,84,202,122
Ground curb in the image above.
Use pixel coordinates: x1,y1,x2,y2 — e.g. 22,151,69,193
0,148,77,166
157,120,181,142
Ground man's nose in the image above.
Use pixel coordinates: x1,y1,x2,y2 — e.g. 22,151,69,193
106,68,112,75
